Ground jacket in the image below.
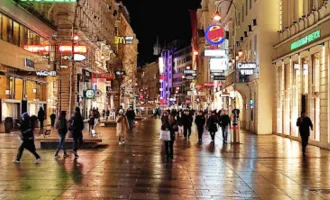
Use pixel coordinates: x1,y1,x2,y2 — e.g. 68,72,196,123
207,115,218,132
296,117,313,136
219,115,231,127
38,110,45,121
116,115,129,137
69,112,84,135
126,110,136,120
56,117,68,134
182,114,193,127
20,120,34,140
195,115,206,128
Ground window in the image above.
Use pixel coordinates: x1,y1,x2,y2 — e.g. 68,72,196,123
242,6,244,22
254,34,257,60
246,0,248,14
13,21,20,46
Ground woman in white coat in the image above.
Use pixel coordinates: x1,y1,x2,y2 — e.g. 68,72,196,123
116,109,129,145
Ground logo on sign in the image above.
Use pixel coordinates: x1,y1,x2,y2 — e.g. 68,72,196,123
205,25,225,46
36,71,57,77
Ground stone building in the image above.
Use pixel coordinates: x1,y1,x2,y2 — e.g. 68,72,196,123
273,0,330,149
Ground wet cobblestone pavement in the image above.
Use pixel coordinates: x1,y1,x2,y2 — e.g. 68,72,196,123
1,119,330,199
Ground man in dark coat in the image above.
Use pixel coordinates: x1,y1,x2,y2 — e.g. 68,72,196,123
182,110,193,140
38,107,45,129
296,111,313,155
219,111,231,143
126,107,136,132
69,107,84,159
195,111,206,143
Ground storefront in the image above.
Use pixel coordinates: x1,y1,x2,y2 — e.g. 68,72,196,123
273,25,330,149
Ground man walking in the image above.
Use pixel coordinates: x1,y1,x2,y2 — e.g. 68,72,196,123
219,110,231,143
38,107,45,129
296,111,313,156
69,107,84,159
182,110,193,140
126,107,136,132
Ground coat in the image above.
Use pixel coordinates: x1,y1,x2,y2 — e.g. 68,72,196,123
207,115,218,132
116,115,129,137
296,117,313,137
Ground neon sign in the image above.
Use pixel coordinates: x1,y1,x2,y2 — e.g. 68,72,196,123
290,30,321,50
23,45,50,53
20,0,77,2
205,25,225,46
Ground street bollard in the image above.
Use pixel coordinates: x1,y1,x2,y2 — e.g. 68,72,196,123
232,125,240,144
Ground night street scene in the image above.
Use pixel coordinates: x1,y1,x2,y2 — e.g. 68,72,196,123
1,0,330,199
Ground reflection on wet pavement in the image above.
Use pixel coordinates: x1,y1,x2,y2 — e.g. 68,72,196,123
0,119,329,199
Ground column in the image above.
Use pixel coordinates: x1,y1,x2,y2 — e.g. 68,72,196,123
320,43,329,146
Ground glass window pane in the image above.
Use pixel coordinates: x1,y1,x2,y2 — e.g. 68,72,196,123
7,17,13,43
20,25,27,48
13,21,19,46
2,15,9,42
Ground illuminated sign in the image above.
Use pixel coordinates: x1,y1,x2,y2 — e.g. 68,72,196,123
92,73,114,80
159,57,164,74
205,25,225,46
210,58,228,72
240,70,254,75
59,45,87,53
204,49,226,57
184,69,197,74
36,71,57,76
84,89,95,99
115,70,126,76
184,75,196,80
237,62,257,69
20,0,77,2
290,30,321,50
114,36,134,44
23,45,50,53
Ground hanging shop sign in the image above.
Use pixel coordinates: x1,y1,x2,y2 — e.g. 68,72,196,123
92,73,114,80
205,25,226,46
204,82,222,87
211,75,226,80
185,75,197,80
210,58,228,72
204,49,226,57
36,71,57,77
20,0,77,2
290,30,320,51
73,54,86,61
114,36,134,44
237,62,257,69
24,58,35,69
59,45,87,53
240,69,254,75
84,89,95,99
94,89,102,97
184,69,197,75
159,57,164,74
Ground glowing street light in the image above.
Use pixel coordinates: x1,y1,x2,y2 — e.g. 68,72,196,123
213,11,221,21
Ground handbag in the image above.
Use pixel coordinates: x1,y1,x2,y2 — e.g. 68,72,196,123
159,130,171,141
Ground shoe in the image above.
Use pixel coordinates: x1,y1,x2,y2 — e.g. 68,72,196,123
72,151,79,158
119,141,122,145
63,154,69,158
12,160,20,163
54,154,59,158
121,141,125,145
35,158,41,164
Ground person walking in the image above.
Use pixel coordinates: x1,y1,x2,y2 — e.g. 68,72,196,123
177,111,183,136
54,111,69,158
207,111,218,144
68,107,84,159
195,111,206,143
182,110,193,140
13,113,41,163
106,109,110,121
296,111,313,156
116,109,129,145
38,107,45,129
50,113,56,127
94,108,100,126
161,111,177,160
88,110,95,133
219,110,231,143
126,107,136,132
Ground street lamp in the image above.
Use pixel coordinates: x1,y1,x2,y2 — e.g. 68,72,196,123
213,11,221,21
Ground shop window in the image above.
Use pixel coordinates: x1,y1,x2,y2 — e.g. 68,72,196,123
12,21,20,46
1,15,10,42
20,25,27,48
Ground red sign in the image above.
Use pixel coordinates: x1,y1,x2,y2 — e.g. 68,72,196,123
204,82,222,87
205,25,225,46
160,75,167,80
92,73,114,80
160,99,166,104
186,99,191,104
59,45,87,53
23,45,50,53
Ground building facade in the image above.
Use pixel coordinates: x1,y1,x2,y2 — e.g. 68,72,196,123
273,0,330,149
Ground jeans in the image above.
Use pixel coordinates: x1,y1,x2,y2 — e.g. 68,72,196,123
89,124,94,132
221,125,229,142
164,141,174,158
16,139,40,161
128,119,134,131
55,133,67,155
301,135,309,153
73,132,83,153
197,126,204,141
184,126,192,138
210,132,216,142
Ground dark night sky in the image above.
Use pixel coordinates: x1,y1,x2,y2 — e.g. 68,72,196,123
122,0,201,65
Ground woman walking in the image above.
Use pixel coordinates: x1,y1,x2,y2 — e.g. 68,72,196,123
54,111,69,158
177,111,183,136
116,109,129,145
88,110,95,133
207,111,218,144
161,111,177,160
